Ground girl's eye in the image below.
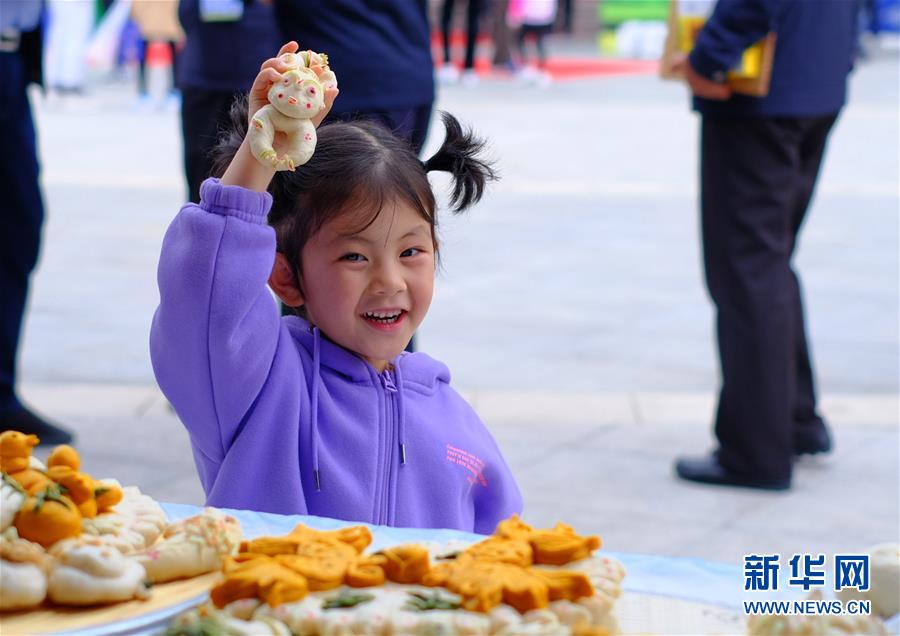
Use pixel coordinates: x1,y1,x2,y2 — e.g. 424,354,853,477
341,253,366,262
401,248,423,258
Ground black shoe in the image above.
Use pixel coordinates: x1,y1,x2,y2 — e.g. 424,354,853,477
794,427,832,456
1,407,74,446
675,454,790,491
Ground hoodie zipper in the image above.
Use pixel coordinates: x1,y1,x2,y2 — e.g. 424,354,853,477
379,369,398,525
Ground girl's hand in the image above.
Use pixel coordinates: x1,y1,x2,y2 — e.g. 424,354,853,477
249,41,339,128
221,42,339,192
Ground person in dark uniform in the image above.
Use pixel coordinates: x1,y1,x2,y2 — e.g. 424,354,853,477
273,0,435,155
0,0,73,444
672,0,858,490
178,0,282,203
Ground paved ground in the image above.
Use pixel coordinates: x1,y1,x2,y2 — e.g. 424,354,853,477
17,43,899,567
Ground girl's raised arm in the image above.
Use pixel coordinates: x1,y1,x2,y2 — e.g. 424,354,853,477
150,43,337,466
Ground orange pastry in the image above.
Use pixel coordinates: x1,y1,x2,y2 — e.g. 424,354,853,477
379,544,431,584
530,524,601,566
345,553,387,587
9,469,52,495
0,430,38,474
93,482,123,512
47,444,80,471
46,466,94,504
14,486,82,548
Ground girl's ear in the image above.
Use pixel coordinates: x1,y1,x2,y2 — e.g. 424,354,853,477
268,253,305,307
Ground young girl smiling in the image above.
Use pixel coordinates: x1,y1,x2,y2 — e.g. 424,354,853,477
150,43,522,533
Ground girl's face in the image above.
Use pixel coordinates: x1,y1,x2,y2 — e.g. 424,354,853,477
299,200,435,372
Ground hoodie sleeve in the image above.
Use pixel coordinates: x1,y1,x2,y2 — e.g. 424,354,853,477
689,0,778,81
150,178,281,464
473,442,524,536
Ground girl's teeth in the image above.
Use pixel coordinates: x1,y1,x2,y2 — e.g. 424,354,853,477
364,311,402,324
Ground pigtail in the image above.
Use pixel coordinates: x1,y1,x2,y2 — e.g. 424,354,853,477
423,112,497,213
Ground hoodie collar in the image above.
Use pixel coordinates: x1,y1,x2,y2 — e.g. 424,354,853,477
285,316,450,493
285,316,450,389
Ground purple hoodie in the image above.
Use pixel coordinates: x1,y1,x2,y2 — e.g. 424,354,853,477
150,179,523,534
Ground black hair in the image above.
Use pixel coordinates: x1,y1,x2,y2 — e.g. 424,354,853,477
212,96,497,309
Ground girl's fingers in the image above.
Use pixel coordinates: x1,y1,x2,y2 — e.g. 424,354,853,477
260,42,299,73
260,57,290,74
311,87,339,128
277,41,298,58
250,67,283,96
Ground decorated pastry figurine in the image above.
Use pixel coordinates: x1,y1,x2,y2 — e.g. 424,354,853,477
0,532,51,610
0,430,38,474
248,50,337,172
13,483,83,548
0,431,54,495
48,536,151,605
836,543,900,619
137,508,242,584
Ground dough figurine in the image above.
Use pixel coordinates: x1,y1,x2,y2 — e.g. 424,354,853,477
82,485,167,554
0,532,51,610
836,543,900,619
248,50,337,172
0,430,38,474
14,484,83,548
48,536,151,605
137,508,242,584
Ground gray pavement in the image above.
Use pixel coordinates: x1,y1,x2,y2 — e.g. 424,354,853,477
18,48,899,568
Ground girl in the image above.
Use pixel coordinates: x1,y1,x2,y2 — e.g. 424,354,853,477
150,43,523,534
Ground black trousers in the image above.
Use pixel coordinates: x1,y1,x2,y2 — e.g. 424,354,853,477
181,87,244,203
441,0,484,69
0,51,44,413
701,114,837,481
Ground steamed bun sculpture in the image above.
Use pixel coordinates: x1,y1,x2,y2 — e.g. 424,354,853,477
248,50,337,171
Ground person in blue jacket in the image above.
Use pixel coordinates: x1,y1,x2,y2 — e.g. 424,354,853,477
273,0,435,154
178,0,282,203
671,0,858,490
1,0,73,444
272,0,435,351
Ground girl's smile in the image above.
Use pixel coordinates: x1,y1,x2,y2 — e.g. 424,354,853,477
297,200,435,371
361,308,408,331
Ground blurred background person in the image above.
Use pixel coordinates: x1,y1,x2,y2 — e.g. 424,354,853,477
274,0,435,154
1,0,73,444
273,0,435,349
438,0,485,86
177,0,281,203
131,0,183,111
44,0,95,95
490,0,514,72
509,0,557,85
672,0,858,490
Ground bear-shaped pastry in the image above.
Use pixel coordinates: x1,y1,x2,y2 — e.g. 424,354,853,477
248,50,337,172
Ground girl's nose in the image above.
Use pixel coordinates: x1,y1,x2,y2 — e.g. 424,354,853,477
372,263,406,295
